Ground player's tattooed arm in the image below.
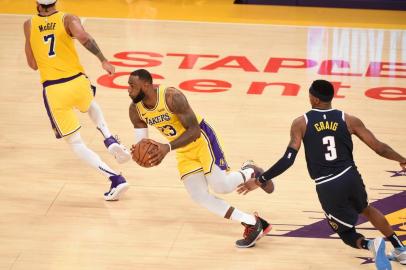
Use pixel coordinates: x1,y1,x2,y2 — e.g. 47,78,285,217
288,116,305,151
82,38,107,62
129,103,147,128
166,87,201,151
65,14,114,74
147,88,200,166
65,14,107,62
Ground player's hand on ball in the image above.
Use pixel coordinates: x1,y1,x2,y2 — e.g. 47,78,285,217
147,141,170,166
131,139,159,167
130,144,136,155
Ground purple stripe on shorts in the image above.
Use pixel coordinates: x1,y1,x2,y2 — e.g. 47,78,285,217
42,72,83,88
199,120,229,171
91,85,96,97
42,88,62,139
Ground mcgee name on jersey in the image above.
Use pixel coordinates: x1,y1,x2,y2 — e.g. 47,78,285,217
38,22,56,32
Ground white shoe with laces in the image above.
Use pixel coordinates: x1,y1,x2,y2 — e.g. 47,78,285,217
368,238,392,270
388,246,406,265
104,136,131,164
240,160,264,181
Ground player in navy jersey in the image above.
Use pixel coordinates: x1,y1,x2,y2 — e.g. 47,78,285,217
237,80,405,270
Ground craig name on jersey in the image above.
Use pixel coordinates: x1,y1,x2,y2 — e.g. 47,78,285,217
313,120,339,132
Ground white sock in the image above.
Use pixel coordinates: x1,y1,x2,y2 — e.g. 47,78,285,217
230,209,256,225
87,101,112,139
65,132,118,178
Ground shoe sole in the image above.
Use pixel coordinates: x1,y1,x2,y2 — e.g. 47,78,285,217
109,144,131,164
235,231,263,248
237,225,271,248
104,182,129,201
374,238,392,270
388,255,406,265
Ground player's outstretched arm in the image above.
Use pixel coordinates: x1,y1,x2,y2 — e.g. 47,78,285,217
23,20,38,70
64,14,115,75
346,113,406,170
237,116,305,195
165,87,201,150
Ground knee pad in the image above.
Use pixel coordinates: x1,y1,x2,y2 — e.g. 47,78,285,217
338,228,364,249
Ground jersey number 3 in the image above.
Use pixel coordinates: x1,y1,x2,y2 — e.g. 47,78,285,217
322,136,337,161
43,34,56,57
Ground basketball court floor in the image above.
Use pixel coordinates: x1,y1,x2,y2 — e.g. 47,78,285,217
0,1,405,269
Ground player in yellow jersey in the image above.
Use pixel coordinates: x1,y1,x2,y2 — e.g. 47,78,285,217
127,69,271,248
24,0,131,201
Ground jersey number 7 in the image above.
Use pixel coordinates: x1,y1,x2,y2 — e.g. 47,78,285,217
43,34,56,57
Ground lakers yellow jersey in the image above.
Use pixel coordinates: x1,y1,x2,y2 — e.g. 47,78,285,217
30,12,85,82
135,86,203,143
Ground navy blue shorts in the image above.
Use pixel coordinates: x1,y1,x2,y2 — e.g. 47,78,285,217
315,167,368,233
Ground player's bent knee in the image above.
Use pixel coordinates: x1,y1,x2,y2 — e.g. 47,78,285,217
338,228,364,249
64,131,82,145
360,205,373,217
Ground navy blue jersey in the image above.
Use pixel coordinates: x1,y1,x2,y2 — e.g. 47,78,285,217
303,109,355,181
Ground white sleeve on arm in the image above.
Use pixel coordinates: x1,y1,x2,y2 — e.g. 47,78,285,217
134,128,148,144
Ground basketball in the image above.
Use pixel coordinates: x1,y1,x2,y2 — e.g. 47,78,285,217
131,140,159,168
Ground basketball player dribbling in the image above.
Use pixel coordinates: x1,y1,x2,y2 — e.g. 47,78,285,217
24,0,131,200
127,69,271,248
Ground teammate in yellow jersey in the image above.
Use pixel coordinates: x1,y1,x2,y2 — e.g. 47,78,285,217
24,0,131,201
127,69,271,248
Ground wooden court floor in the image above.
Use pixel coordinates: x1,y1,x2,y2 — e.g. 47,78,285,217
0,4,405,270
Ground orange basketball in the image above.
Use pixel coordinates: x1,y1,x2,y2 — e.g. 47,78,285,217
131,140,158,168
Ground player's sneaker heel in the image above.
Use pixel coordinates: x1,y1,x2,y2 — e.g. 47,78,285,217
235,213,266,248
104,175,129,201
104,136,131,164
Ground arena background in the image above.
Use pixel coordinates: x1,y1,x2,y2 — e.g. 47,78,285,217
0,1,405,269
